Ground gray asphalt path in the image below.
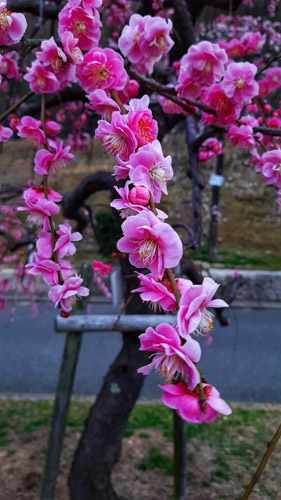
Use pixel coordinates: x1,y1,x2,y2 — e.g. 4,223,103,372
0,303,281,402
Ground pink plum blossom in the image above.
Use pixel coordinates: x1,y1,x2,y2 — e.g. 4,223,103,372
45,120,61,136
241,32,266,54
218,38,245,58
26,254,61,285
86,89,119,121
34,139,74,176
203,84,242,126
0,124,12,142
61,31,83,65
178,277,228,339
18,198,59,231
54,223,82,258
77,47,128,93
8,114,20,131
261,149,281,188
92,260,112,277
176,41,228,99
128,140,173,203
110,181,150,218
198,138,223,162
95,111,137,162
36,231,52,259
220,62,259,104
118,14,145,65
158,92,184,115
127,95,158,147
16,116,45,147
37,37,75,86
58,5,101,51
48,275,89,315
132,273,192,312
24,60,60,94
129,185,150,206
113,163,132,181
116,79,139,104
226,124,256,149
0,51,19,79
160,381,231,424
117,210,183,278
23,187,62,205
138,323,201,389
0,5,27,46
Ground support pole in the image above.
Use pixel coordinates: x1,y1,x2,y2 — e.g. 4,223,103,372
39,262,93,500
173,411,187,500
208,142,224,262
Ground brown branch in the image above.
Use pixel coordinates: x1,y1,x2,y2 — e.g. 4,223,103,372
0,91,34,123
241,422,281,500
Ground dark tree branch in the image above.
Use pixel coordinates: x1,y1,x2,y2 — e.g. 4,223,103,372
7,0,62,18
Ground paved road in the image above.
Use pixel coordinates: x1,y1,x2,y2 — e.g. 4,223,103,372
0,302,281,402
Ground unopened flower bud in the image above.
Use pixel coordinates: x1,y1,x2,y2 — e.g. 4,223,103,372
129,186,150,206
9,115,20,131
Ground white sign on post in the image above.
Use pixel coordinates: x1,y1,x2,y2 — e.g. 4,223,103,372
209,174,224,187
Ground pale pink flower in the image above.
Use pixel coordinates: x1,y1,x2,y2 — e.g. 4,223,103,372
241,32,266,55
24,60,60,94
61,31,83,65
77,47,128,93
0,5,27,46
127,95,158,147
37,36,76,86
261,149,281,188
220,62,259,104
198,138,223,162
67,0,103,12
226,124,256,149
128,140,173,203
54,223,82,258
178,277,228,339
92,260,112,277
132,273,192,312
86,89,119,121
177,41,228,96
26,253,61,285
36,231,52,259
0,124,12,142
16,116,45,147
138,323,201,389
118,14,145,65
18,198,59,231
160,381,231,424
58,5,101,51
263,67,281,94
34,139,74,176
48,275,89,315
95,111,137,162
117,210,183,278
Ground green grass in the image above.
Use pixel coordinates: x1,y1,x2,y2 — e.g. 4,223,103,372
137,446,173,475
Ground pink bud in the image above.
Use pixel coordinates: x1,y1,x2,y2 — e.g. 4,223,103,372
264,104,271,113
129,186,150,206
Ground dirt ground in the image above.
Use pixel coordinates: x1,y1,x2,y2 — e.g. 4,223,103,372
0,424,280,500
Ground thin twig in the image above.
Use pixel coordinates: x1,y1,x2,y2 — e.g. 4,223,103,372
0,90,34,123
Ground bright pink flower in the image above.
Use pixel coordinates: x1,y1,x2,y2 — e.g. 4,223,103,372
58,5,101,51
67,0,103,10
48,275,89,315
86,89,119,121
220,62,259,104
267,117,281,129
18,198,59,231
36,231,52,259
34,139,74,176
117,210,183,278
177,41,228,97
45,120,61,136
198,138,223,163
226,124,256,149
264,67,281,93
16,116,45,147
138,323,201,389
23,187,62,205
61,31,83,65
203,84,242,126
113,163,132,181
37,36,76,86
8,114,20,131
54,223,82,258
128,140,173,203
77,47,128,93
0,124,12,142
160,381,231,424
178,277,228,339
0,51,19,79
26,253,61,285
132,272,192,312
95,111,137,162
176,76,201,100
127,95,158,147
24,60,60,94
110,181,150,218
116,79,139,104
258,79,269,98
118,14,145,65
92,260,112,277
129,185,150,206
0,5,27,46
218,38,245,58
241,32,266,55
261,149,281,188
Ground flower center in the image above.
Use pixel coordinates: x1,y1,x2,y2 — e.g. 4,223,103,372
150,164,167,183
0,8,11,31
36,76,46,90
203,60,212,74
138,238,158,265
103,133,125,155
74,20,86,35
236,77,245,89
156,34,167,52
273,163,281,173
137,117,154,143
195,308,214,336
51,55,63,72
